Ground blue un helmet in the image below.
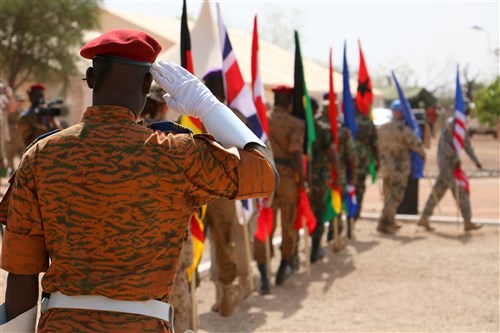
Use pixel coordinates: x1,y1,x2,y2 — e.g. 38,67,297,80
390,99,402,112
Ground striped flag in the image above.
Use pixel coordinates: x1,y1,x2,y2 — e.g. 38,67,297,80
453,66,470,194
344,184,358,218
251,15,269,136
179,0,203,134
392,71,424,179
186,206,206,282
293,30,316,157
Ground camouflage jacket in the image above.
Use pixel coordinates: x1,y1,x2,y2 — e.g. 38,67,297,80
353,114,378,174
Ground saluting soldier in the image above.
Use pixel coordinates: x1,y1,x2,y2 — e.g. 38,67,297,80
1,29,277,333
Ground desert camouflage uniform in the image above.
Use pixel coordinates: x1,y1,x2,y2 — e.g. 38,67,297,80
0,106,274,333
377,119,425,227
421,117,480,221
266,106,304,261
353,114,378,217
337,125,358,190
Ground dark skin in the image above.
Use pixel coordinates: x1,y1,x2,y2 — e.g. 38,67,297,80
28,88,45,108
4,59,153,322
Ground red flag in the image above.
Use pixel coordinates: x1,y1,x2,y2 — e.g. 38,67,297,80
180,0,202,132
355,40,373,116
251,15,269,136
254,204,273,242
453,168,470,195
328,47,338,151
295,188,317,235
187,206,206,281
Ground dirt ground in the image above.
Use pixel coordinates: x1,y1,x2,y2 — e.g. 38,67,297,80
0,135,499,332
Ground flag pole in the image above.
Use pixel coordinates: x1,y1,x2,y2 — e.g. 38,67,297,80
302,216,311,277
242,221,255,292
190,271,198,331
455,182,461,230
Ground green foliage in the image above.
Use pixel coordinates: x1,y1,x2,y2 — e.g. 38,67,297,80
0,0,101,90
473,77,500,128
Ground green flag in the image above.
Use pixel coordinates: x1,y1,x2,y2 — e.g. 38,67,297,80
293,30,316,157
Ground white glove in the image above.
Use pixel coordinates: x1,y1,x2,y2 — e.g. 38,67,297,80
151,61,220,119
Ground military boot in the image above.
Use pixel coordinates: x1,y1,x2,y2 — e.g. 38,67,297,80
417,216,434,231
211,282,223,313
310,238,324,264
377,223,398,234
275,259,293,286
257,263,271,295
464,221,483,232
219,283,243,317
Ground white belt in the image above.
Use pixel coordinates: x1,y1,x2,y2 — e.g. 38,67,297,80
45,292,174,324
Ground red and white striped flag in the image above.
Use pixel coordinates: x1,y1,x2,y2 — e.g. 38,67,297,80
453,66,470,193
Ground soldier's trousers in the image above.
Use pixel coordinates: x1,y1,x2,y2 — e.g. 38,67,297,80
310,186,327,242
205,198,237,285
355,171,369,218
379,173,409,225
271,176,299,260
422,171,472,221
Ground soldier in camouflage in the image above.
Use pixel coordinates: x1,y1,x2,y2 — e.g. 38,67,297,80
418,102,482,232
353,112,378,220
309,98,340,262
377,100,426,234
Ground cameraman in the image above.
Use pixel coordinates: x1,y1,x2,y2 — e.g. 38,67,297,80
18,83,62,146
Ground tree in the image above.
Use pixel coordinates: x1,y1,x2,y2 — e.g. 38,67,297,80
472,77,500,129
0,0,101,91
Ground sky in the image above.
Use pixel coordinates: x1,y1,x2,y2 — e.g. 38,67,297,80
105,0,499,94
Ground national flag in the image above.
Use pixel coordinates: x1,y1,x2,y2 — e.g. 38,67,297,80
254,204,273,242
235,198,255,225
392,71,424,179
179,0,203,134
187,206,206,281
453,66,467,154
342,41,357,139
453,66,470,195
323,185,342,222
328,47,338,150
217,4,266,223
294,188,317,235
344,184,358,218
251,15,269,137
355,40,373,116
293,30,316,157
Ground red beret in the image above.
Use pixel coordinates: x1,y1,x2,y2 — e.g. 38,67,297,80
80,29,162,65
271,85,293,95
30,83,46,91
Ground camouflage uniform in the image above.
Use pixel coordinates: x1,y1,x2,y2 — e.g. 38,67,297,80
267,106,304,261
377,119,425,227
310,113,333,243
353,114,378,218
421,117,480,222
1,106,275,333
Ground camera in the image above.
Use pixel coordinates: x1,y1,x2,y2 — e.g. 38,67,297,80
38,98,67,117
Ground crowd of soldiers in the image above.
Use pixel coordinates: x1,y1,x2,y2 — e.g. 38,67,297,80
0,29,483,333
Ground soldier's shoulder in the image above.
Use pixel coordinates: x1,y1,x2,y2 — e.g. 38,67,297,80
23,129,61,154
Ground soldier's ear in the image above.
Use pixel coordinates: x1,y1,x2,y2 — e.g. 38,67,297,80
85,67,94,89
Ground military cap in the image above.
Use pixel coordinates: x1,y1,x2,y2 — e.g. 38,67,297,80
80,29,162,66
148,84,166,104
29,83,46,91
202,67,222,81
271,85,293,95
390,99,402,112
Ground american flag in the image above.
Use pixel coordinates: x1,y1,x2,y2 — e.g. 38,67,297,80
453,66,470,193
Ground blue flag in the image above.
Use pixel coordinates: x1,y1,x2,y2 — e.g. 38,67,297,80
391,71,424,179
342,41,357,139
